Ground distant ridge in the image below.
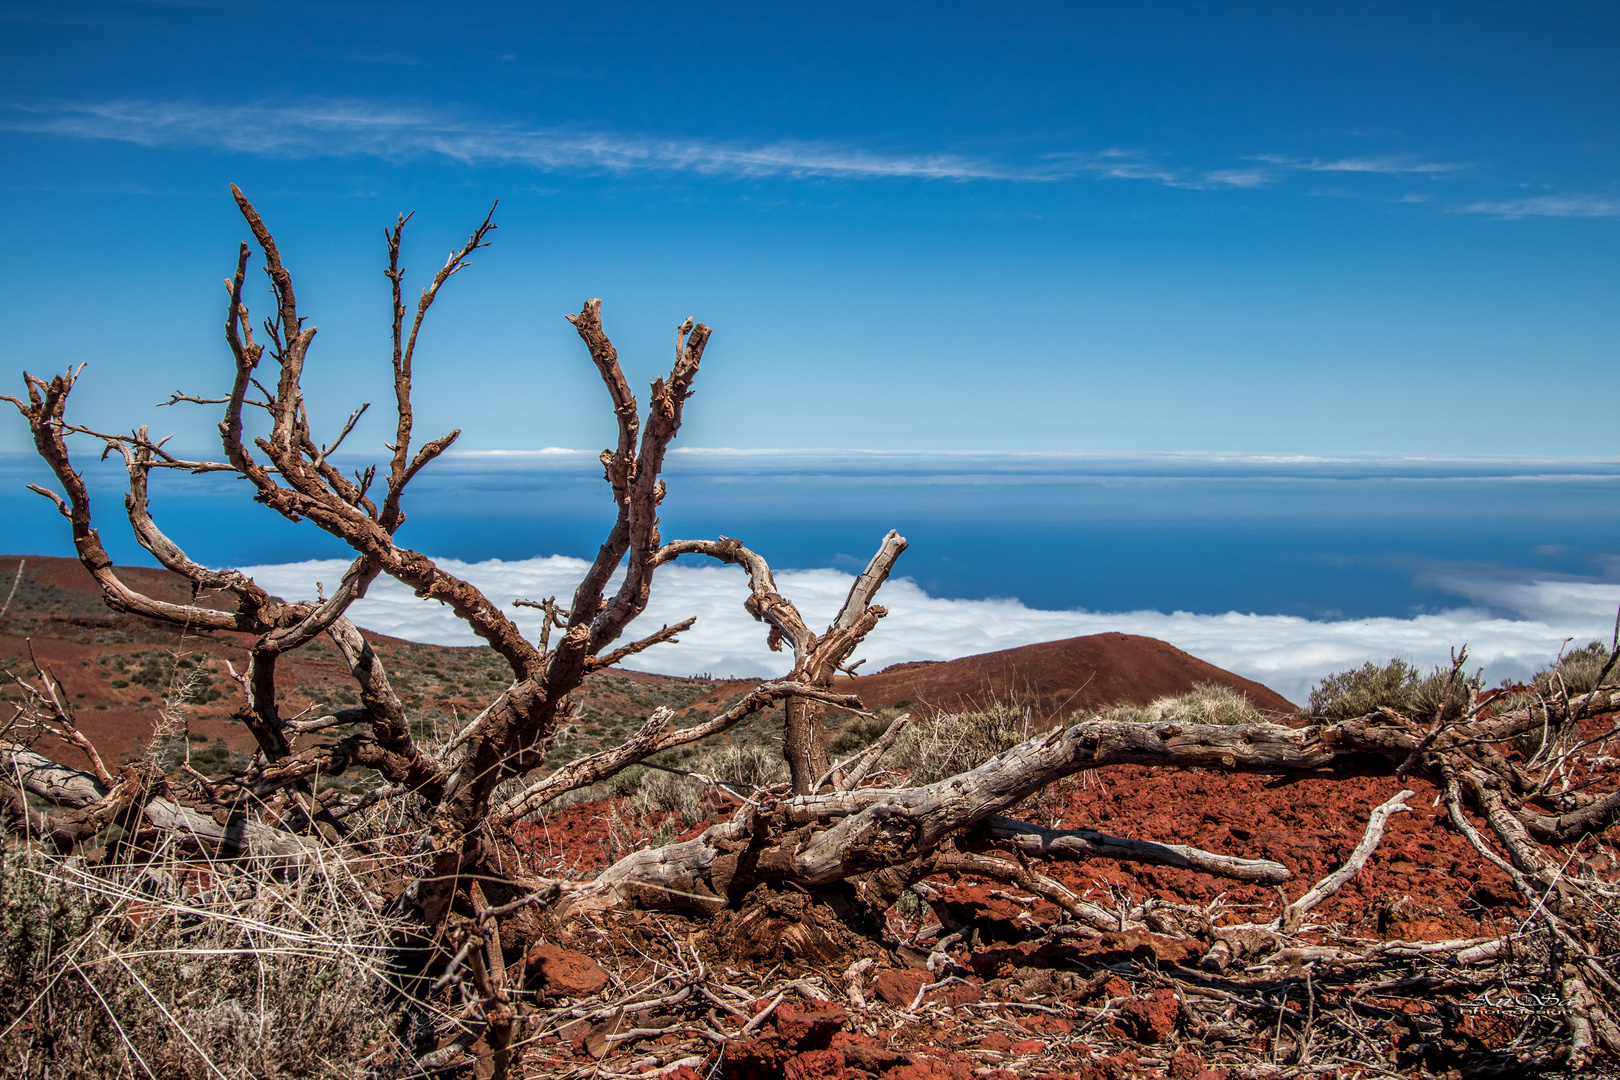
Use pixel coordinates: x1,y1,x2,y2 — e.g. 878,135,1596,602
835,633,1297,719
3,556,1297,752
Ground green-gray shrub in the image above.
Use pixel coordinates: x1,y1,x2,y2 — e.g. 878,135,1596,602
698,743,788,792
1308,657,1481,722
1534,640,1619,696
625,768,704,826
828,713,894,757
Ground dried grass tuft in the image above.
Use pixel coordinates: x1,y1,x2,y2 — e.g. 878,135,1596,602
0,834,409,1079
1309,657,1481,722
890,703,1034,785
1102,682,1267,727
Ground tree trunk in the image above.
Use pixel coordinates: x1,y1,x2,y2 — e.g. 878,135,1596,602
785,697,832,795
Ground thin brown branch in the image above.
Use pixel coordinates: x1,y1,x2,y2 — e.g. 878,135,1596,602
381,203,496,533
655,536,813,656
8,370,258,633
0,557,22,622
586,617,697,671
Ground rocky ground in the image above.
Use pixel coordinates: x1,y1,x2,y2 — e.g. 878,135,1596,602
488,749,1558,1079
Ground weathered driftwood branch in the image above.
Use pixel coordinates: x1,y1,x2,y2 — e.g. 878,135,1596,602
974,813,1291,884
581,715,1398,910
820,711,912,793
3,744,315,858
1280,788,1412,932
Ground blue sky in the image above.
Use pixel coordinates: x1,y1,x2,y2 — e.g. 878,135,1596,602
1,0,1617,457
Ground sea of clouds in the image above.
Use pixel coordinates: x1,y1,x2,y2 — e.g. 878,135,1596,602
239,555,1620,707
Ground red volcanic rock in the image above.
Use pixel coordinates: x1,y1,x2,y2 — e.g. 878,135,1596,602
525,943,609,996
782,1049,847,1080
772,1003,848,1047
828,1032,912,1074
883,1060,977,1080
933,979,982,1007
1113,988,1180,1045
873,968,930,1006
835,632,1296,720
725,1002,850,1079
1169,1050,1225,1080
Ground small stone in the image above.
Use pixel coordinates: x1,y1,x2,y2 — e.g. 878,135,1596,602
1115,988,1180,1044
772,1003,848,1048
526,943,609,996
783,1048,848,1080
873,968,930,1007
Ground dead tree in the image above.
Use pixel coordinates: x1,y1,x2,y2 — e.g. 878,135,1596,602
6,190,1620,1074
658,531,908,793
0,188,873,925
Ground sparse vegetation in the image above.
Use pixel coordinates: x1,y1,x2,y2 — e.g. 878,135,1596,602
1535,638,1620,696
1102,681,1267,726
890,702,1034,785
0,843,403,1078
1308,656,1482,722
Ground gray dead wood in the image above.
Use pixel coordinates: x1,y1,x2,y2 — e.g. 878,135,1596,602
4,744,315,858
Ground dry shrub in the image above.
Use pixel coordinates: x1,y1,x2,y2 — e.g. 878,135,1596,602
1102,682,1266,726
827,713,895,758
891,703,1034,785
1308,657,1480,722
1534,639,1619,696
700,743,789,791
623,742,790,827
0,837,406,1079
626,769,704,825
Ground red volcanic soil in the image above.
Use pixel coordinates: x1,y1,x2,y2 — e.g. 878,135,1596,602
840,634,1297,719
501,737,1561,1079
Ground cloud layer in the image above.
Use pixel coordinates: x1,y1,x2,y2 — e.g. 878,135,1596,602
240,555,1620,706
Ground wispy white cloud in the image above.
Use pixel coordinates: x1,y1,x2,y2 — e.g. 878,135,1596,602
8,99,1591,216
0,100,1055,182
1253,152,1469,176
1198,168,1273,189
1456,193,1620,219
0,101,1272,190
1051,149,1275,190
240,555,1615,707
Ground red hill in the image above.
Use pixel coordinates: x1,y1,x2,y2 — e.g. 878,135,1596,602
836,633,1296,719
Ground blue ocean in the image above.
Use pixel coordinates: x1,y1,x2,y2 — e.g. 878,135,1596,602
6,449,1620,701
